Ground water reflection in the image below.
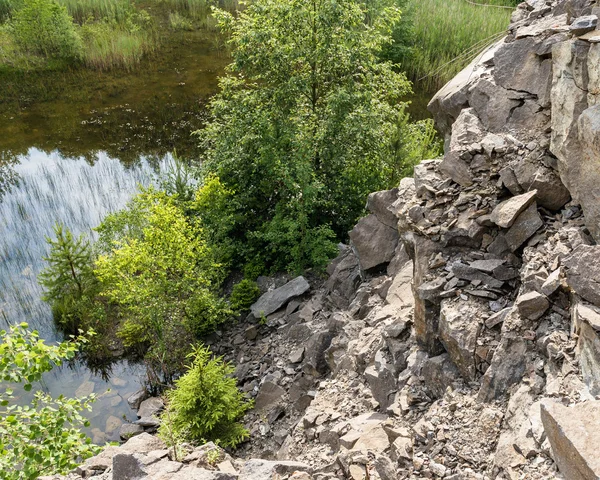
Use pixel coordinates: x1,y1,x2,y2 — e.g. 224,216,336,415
0,148,169,441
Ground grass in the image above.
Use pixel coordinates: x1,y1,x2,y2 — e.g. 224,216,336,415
81,21,156,71
57,0,135,24
404,0,514,92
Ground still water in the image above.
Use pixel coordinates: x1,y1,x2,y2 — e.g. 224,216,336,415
0,33,227,442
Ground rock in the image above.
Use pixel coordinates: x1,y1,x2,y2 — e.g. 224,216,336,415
352,425,390,453
513,161,571,211
239,459,312,479
105,415,124,434
485,307,511,329
112,453,147,480
439,151,473,187
439,301,480,380
421,353,461,398
573,302,600,396
364,363,397,410
451,262,504,289
119,423,144,440
373,456,397,480
127,389,149,411
449,109,485,151
541,400,600,479
255,381,286,411
516,291,549,320
289,347,305,364
490,190,538,229
504,202,543,252
135,416,161,428
170,466,237,480
121,432,166,453
478,333,527,402
349,214,399,271
138,397,164,419
75,380,95,398
469,259,505,273
563,245,600,306
541,268,562,296
245,325,258,340
325,248,361,309
390,436,413,464
251,276,310,317
367,188,400,228
570,15,598,35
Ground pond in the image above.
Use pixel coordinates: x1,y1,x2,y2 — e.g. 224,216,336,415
0,30,433,443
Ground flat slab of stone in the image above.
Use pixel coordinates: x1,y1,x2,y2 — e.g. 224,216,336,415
254,381,286,411
490,190,537,228
138,397,164,419
239,459,312,480
251,276,310,317
541,400,600,480
504,202,543,251
569,15,598,36
439,151,474,187
563,245,600,307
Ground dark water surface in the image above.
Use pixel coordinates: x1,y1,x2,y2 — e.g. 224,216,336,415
0,33,228,443
0,31,432,443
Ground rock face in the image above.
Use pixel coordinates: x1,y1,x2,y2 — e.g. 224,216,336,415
541,401,600,480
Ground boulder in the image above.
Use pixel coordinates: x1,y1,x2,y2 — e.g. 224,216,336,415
490,190,538,229
138,397,164,419
119,423,144,440
541,400,600,480
255,381,286,411
573,301,600,396
438,300,481,380
504,202,543,252
112,453,147,480
364,362,397,410
478,333,527,402
127,389,149,411
438,151,473,187
121,432,166,453
367,188,400,228
251,276,310,317
516,291,549,320
421,353,461,398
349,214,399,271
563,245,600,306
570,14,598,35
325,247,361,309
513,161,571,211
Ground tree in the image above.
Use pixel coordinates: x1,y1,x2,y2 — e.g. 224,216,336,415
158,344,252,448
39,224,98,334
200,0,418,273
0,323,99,480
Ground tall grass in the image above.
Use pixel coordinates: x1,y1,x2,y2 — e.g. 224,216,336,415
404,0,513,92
57,0,134,24
81,21,155,70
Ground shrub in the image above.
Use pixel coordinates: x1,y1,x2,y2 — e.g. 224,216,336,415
10,0,83,60
229,279,260,313
94,189,231,384
0,323,99,480
158,344,251,448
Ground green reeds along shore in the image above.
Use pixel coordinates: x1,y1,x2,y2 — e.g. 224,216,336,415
403,0,515,92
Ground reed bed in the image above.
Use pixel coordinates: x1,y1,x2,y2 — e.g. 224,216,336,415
57,0,134,24
405,0,513,92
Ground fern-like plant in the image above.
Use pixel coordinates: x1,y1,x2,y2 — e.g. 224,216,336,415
158,344,251,448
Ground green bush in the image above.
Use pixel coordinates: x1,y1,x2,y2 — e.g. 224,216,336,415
229,279,260,313
158,344,251,448
10,0,83,60
0,323,99,480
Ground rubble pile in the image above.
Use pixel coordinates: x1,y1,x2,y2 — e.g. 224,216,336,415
48,0,600,478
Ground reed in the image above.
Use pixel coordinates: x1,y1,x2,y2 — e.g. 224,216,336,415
404,0,513,92
57,0,134,24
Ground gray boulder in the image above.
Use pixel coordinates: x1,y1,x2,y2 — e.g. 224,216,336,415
137,397,164,419
490,190,538,229
251,276,310,317
239,459,312,480
367,188,400,228
541,400,600,480
573,301,600,396
504,202,543,251
516,291,549,320
349,214,398,271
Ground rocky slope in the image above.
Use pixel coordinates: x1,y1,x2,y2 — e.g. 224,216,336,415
46,0,600,479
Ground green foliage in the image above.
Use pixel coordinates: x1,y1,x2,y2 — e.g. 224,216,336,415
200,0,423,273
57,0,134,25
168,11,194,31
0,323,99,480
10,0,83,60
38,223,98,334
229,279,260,313
94,188,231,384
158,344,251,448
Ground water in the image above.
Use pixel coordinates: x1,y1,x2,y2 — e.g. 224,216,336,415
0,32,227,442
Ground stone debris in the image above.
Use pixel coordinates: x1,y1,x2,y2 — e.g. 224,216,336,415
251,276,311,318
